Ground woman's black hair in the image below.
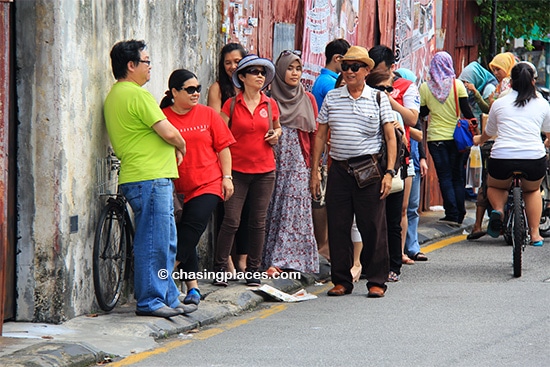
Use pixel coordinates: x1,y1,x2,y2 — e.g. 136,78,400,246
511,62,537,108
334,73,345,88
159,69,197,109
218,43,247,105
365,69,392,88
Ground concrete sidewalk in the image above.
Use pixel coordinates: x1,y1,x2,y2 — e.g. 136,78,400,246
0,203,476,367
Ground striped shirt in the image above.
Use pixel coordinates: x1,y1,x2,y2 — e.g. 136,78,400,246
318,85,395,160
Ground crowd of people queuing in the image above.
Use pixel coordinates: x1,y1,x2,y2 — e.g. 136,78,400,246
104,38,550,317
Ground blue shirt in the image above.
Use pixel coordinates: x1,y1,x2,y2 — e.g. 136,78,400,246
311,68,339,112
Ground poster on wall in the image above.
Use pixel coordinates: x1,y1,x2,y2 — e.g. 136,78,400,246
301,0,360,91
223,0,258,53
394,0,435,83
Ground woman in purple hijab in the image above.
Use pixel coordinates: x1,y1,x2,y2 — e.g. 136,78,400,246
418,51,476,225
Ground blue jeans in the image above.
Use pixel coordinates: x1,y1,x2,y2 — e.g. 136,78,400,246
405,170,421,257
428,140,466,222
120,178,181,312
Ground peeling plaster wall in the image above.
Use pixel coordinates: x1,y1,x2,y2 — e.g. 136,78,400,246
15,0,222,322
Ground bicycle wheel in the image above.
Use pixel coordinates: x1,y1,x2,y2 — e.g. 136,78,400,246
93,202,127,311
511,186,525,278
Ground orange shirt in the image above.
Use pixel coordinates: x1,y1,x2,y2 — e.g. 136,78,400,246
222,92,280,174
164,104,236,202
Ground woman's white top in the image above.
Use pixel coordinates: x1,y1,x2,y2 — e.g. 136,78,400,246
487,90,550,159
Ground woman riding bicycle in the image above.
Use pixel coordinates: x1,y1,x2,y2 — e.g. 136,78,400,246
473,62,550,246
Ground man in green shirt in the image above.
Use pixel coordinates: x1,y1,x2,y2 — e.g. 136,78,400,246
104,40,189,318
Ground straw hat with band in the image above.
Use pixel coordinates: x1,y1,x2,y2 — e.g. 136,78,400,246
340,46,375,70
232,54,275,90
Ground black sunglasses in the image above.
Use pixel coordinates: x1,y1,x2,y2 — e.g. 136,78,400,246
182,85,202,94
373,85,394,93
341,63,367,72
138,59,151,65
245,68,267,76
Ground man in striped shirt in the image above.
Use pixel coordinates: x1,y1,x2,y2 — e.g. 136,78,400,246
310,46,397,298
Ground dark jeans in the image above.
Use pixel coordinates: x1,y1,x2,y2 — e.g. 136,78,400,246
428,140,466,222
386,189,404,274
476,141,494,212
326,161,389,292
214,170,275,272
176,194,220,278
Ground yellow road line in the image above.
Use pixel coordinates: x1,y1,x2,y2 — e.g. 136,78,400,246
422,234,466,253
111,237,459,366
110,304,288,366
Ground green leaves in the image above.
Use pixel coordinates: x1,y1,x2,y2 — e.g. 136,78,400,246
474,0,550,60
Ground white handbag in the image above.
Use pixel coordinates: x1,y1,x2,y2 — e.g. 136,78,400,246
389,168,404,194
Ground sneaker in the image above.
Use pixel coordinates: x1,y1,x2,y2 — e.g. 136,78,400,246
184,288,201,305
487,210,503,238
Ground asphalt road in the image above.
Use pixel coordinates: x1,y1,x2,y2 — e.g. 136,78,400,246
112,235,550,367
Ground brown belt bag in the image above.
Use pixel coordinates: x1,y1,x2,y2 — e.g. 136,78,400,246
347,155,381,188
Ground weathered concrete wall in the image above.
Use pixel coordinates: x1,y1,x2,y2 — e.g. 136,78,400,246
15,0,222,322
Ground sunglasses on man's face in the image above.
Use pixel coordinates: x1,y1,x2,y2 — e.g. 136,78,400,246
245,68,267,76
373,85,394,93
341,63,368,72
182,85,202,94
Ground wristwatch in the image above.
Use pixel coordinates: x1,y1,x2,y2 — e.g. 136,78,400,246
385,169,396,177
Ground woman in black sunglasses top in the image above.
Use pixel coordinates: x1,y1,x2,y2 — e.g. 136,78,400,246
262,50,319,276
213,54,282,286
159,69,236,308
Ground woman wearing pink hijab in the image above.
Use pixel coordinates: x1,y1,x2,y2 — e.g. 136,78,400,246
419,51,476,225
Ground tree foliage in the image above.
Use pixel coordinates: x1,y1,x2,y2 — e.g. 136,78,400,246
475,0,550,59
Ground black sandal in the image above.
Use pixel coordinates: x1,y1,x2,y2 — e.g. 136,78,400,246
411,252,428,261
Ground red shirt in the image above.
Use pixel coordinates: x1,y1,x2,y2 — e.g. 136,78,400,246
164,104,236,202
222,92,280,174
295,92,318,168
391,77,414,164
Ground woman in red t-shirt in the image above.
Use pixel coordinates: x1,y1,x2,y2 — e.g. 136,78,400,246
160,69,236,308
213,55,281,286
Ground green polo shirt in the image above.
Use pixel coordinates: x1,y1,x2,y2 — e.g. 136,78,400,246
104,81,178,184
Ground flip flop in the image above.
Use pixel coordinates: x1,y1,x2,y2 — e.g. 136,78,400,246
410,252,428,261
531,240,544,247
467,231,487,240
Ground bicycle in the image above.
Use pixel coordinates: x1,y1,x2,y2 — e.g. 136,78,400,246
501,172,530,277
539,148,550,237
93,151,134,311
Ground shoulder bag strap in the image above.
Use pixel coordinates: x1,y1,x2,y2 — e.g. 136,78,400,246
453,80,460,119
267,99,273,130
